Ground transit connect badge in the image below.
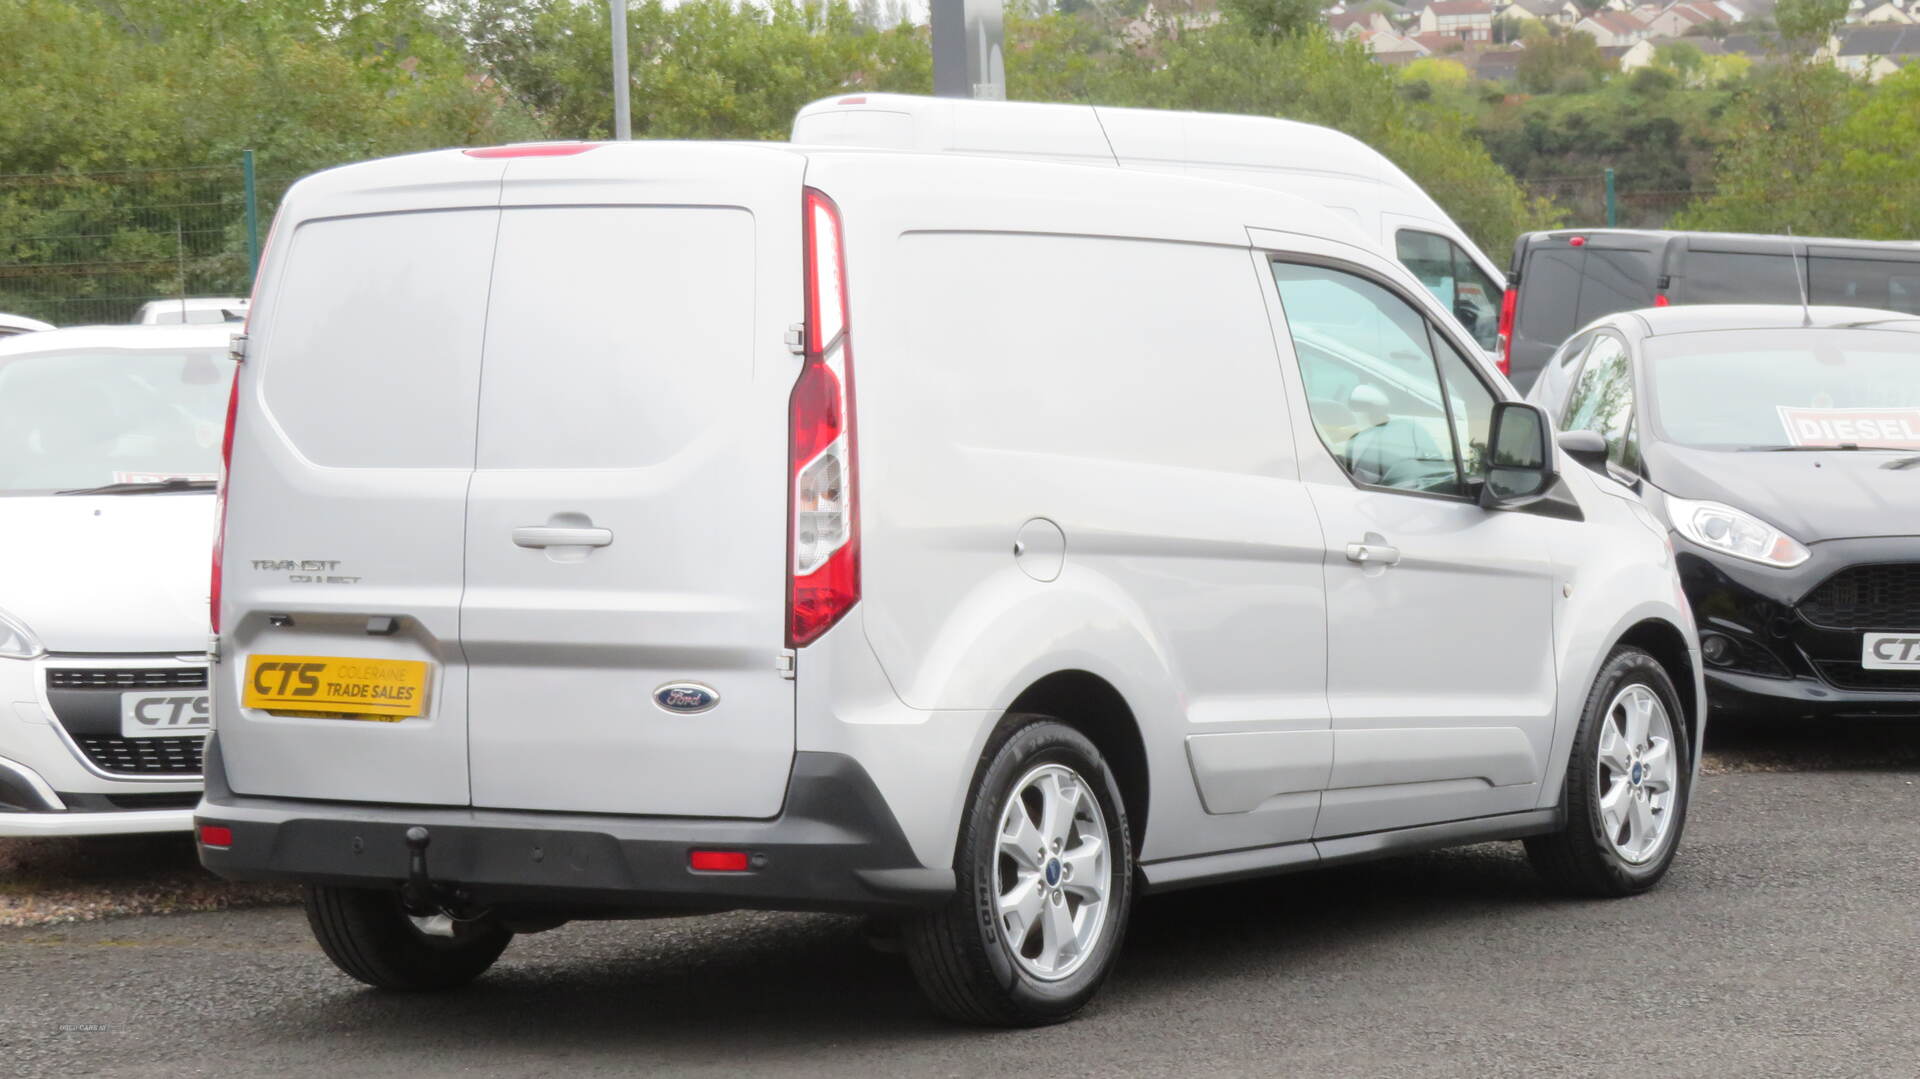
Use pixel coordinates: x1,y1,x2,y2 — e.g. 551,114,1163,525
653,682,720,715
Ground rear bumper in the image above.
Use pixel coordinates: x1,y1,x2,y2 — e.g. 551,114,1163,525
195,737,954,915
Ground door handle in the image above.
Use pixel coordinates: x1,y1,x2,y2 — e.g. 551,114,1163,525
1345,542,1400,566
513,526,613,549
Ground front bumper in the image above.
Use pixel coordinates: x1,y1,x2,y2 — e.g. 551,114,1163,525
1680,537,1920,721
196,738,954,915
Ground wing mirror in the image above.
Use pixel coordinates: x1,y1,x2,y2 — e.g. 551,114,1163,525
1557,429,1610,476
1480,401,1559,510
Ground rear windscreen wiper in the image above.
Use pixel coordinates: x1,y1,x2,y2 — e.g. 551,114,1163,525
1884,455,1920,470
56,478,218,495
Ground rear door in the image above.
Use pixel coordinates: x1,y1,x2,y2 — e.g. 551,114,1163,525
218,176,504,804
460,150,804,818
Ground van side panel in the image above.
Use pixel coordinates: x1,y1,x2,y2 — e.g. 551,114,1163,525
839,189,1331,860
217,201,502,805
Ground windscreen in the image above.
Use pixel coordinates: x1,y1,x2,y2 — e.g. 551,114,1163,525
0,347,229,493
1645,327,1920,450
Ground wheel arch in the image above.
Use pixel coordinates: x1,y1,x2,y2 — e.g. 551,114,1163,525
1615,617,1701,761
1004,670,1150,854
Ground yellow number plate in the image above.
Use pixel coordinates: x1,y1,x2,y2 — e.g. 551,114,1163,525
242,655,430,718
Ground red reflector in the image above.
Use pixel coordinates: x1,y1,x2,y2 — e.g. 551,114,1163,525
198,824,233,848
1654,294,1670,307
690,850,750,872
1569,236,1586,247
838,96,868,105
462,144,596,159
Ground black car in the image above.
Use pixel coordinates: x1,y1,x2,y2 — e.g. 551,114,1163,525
1530,304,1920,721
1499,230,1920,393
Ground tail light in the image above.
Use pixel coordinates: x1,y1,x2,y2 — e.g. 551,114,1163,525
787,188,859,647
212,213,279,636
1496,286,1517,377
209,372,239,634
1653,293,1670,307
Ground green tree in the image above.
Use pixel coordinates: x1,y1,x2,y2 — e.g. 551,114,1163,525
1218,0,1324,38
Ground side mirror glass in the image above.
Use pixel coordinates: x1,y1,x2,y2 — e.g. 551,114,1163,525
1481,401,1557,507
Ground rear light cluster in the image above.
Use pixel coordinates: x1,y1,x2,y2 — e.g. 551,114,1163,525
1496,285,1517,377
787,188,860,647
210,209,280,636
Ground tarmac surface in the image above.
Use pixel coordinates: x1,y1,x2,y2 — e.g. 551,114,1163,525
4,719,1919,1077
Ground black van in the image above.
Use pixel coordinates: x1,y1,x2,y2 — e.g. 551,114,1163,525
1498,229,1920,391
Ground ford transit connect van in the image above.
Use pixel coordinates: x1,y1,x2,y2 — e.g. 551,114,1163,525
200,142,1703,1026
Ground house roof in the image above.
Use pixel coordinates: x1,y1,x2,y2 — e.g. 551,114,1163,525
1582,9,1649,31
1661,4,1716,26
1410,28,1468,48
1509,0,1573,14
1471,47,1526,76
1837,24,1920,54
1428,0,1494,14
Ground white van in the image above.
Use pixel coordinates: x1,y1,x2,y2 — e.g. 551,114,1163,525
199,141,1702,1026
0,325,226,836
793,94,1510,368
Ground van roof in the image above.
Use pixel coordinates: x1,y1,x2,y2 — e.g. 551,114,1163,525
0,322,236,357
278,139,1378,256
791,93,1452,221
1528,228,1920,253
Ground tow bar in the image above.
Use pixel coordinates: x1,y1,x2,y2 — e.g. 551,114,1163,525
400,826,458,938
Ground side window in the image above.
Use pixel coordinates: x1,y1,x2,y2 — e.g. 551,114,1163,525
1431,330,1498,481
1561,335,1638,472
1396,230,1502,353
1271,261,1466,497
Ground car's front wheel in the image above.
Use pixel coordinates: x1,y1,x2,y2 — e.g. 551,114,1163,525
1527,646,1692,897
903,716,1133,1026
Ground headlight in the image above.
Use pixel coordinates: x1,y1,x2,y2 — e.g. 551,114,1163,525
0,608,43,659
1663,495,1810,569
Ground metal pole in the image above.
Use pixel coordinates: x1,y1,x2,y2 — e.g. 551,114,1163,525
243,149,261,288
1604,167,1616,229
610,1,632,140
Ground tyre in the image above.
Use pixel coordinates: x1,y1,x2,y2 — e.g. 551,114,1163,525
304,885,513,991
1526,646,1691,897
903,716,1134,1026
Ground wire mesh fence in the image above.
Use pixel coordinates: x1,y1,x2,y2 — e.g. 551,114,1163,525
1516,175,1710,232
0,163,291,327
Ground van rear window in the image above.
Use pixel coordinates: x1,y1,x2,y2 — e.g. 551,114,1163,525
1515,248,1583,344
258,209,499,468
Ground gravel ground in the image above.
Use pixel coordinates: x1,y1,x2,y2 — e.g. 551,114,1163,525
0,834,294,928
0,714,1910,928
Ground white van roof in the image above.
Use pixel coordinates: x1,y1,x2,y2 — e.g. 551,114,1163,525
274,140,1376,257
791,93,1457,235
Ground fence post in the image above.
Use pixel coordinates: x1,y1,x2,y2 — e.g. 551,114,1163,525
243,149,260,287
1604,167,1616,229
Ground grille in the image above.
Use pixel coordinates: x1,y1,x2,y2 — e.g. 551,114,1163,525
1799,564,1920,629
1813,662,1920,692
47,668,208,690
72,736,205,776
